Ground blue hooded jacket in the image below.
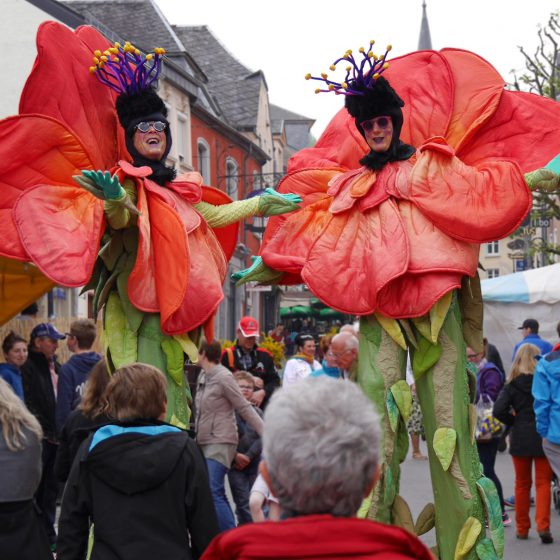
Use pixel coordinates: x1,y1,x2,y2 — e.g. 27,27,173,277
532,350,560,445
0,363,24,399
56,352,102,433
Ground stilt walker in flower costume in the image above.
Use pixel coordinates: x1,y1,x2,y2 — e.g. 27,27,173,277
0,22,300,428
235,42,560,559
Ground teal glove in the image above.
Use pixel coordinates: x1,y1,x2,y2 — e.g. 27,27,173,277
258,188,301,217
81,170,125,200
231,256,284,285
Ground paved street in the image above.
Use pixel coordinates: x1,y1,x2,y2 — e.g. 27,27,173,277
400,440,560,558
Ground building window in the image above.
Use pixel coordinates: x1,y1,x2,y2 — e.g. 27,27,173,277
197,138,211,184
225,158,238,199
487,268,500,279
486,241,500,255
177,113,188,163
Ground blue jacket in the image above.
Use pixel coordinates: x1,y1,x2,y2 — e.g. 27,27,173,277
532,350,560,445
512,334,553,360
56,352,101,433
310,359,341,380
0,363,24,399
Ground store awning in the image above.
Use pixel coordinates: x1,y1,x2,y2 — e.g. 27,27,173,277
0,257,54,325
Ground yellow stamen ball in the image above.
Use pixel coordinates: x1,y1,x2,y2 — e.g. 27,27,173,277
92,56,99,64
368,52,374,59
315,89,321,93
89,66,97,74
370,39,375,45
305,73,311,80
373,72,380,79
342,82,348,89
100,55,108,62
359,47,365,53
114,42,121,48
329,64,336,71
386,44,392,51
383,62,389,69
328,84,334,90
146,54,153,61
134,49,141,55
346,66,352,72
321,72,328,79
94,50,102,57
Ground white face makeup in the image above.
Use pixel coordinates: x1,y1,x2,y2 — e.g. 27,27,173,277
360,115,394,153
133,121,167,160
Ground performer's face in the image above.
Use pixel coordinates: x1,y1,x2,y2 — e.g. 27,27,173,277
133,121,167,161
361,115,393,153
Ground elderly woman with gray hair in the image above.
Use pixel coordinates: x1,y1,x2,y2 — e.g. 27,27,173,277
201,377,432,559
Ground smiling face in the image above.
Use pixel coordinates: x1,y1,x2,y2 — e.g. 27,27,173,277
133,122,167,161
360,115,394,153
5,341,28,368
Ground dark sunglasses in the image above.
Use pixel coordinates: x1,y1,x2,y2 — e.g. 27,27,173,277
135,121,167,133
360,116,392,132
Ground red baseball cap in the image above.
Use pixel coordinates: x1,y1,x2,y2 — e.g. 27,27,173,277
238,316,259,338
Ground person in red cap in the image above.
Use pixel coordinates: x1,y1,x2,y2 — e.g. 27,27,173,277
221,317,279,409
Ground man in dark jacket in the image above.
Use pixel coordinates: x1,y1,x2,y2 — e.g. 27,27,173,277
21,322,66,548
55,319,101,434
57,363,218,560
221,316,279,409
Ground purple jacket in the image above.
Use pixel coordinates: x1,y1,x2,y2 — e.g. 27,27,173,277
476,361,505,403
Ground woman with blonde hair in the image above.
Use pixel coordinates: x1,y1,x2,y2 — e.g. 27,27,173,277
494,343,554,543
55,359,112,482
0,378,52,559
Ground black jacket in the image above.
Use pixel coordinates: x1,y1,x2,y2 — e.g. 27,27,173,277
234,407,263,475
57,420,219,560
493,374,545,457
54,410,111,483
21,349,61,441
221,343,280,408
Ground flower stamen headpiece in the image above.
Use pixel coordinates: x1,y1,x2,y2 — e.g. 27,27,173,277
89,41,166,94
305,41,392,96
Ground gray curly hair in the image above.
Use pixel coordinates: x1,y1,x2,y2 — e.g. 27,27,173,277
263,376,380,517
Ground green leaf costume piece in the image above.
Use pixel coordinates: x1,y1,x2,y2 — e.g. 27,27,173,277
414,503,436,536
104,292,138,368
476,477,504,558
386,391,399,433
475,538,498,560
392,495,415,534
412,335,442,379
390,380,413,422
454,517,482,560
433,427,457,472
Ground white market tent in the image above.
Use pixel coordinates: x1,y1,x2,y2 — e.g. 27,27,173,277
481,263,560,373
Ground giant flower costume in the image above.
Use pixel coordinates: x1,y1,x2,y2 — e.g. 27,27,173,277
0,22,299,427
238,44,560,560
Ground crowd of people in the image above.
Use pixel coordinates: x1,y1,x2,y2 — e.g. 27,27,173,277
1,313,560,559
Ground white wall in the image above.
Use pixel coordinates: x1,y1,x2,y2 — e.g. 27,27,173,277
1,0,67,118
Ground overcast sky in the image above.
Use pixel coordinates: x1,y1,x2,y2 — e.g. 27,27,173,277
155,0,559,137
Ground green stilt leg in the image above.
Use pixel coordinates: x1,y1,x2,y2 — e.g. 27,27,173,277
358,315,407,524
412,297,503,560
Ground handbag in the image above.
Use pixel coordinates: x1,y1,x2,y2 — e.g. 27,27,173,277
476,395,504,441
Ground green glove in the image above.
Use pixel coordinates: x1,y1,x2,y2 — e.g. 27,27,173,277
81,169,125,200
524,168,560,192
258,187,301,216
232,256,284,285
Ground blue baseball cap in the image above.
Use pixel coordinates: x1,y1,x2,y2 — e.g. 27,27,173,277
30,323,66,341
